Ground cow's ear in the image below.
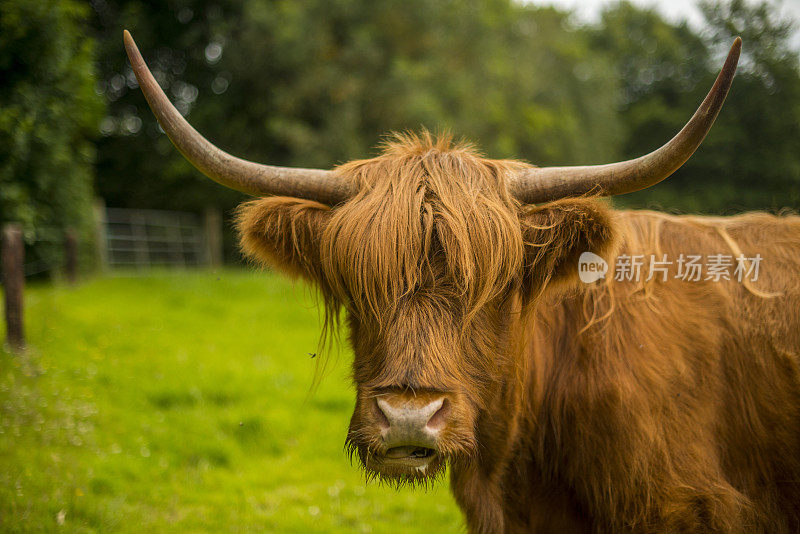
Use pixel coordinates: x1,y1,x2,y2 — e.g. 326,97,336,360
235,197,332,283
518,198,617,295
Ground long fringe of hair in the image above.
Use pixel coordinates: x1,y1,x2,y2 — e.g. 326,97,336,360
321,131,528,334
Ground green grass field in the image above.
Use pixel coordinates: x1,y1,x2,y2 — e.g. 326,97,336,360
0,270,462,533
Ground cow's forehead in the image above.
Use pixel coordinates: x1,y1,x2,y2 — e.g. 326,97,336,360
334,132,527,192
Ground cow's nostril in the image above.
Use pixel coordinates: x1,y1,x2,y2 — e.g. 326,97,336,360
373,398,391,430
426,398,450,431
374,395,447,442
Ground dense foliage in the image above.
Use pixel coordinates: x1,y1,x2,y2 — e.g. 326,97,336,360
91,0,799,222
596,0,800,212
2,0,798,267
91,0,622,215
0,0,103,271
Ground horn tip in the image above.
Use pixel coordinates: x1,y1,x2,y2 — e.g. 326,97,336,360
123,29,134,50
726,37,742,74
731,36,742,55
123,30,142,67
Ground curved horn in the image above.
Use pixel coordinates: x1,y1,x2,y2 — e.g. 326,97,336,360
123,30,354,205
510,37,742,204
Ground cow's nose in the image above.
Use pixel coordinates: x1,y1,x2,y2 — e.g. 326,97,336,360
375,394,449,449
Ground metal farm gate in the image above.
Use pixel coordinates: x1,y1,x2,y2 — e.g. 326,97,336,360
100,207,222,269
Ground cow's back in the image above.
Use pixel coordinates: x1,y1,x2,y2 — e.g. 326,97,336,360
522,210,800,532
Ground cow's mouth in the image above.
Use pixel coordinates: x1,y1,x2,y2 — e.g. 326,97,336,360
368,445,439,472
385,445,436,461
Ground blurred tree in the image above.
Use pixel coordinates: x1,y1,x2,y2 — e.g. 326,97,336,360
592,2,717,212
94,0,799,233
217,0,621,166
91,0,245,214
92,0,621,220
698,0,800,211
595,0,800,213
0,0,103,273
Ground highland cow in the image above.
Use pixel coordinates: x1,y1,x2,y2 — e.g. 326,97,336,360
125,32,800,532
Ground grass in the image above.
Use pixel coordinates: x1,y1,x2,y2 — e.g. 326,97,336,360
0,270,462,533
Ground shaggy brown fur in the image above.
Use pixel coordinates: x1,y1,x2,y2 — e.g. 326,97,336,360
236,133,800,533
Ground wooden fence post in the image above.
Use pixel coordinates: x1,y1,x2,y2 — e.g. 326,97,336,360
203,207,223,268
64,228,78,284
2,223,24,351
93,199,108,272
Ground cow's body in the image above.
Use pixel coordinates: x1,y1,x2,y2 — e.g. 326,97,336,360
454,211,800,532
234,140,800,532
124,30,797,532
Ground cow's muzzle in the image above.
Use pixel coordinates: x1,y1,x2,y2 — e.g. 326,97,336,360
366,390,450,472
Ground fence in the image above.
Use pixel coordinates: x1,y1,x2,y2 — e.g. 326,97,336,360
2,224,25,351
14,226,80,279
101,207,221,269
2,203,223,351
